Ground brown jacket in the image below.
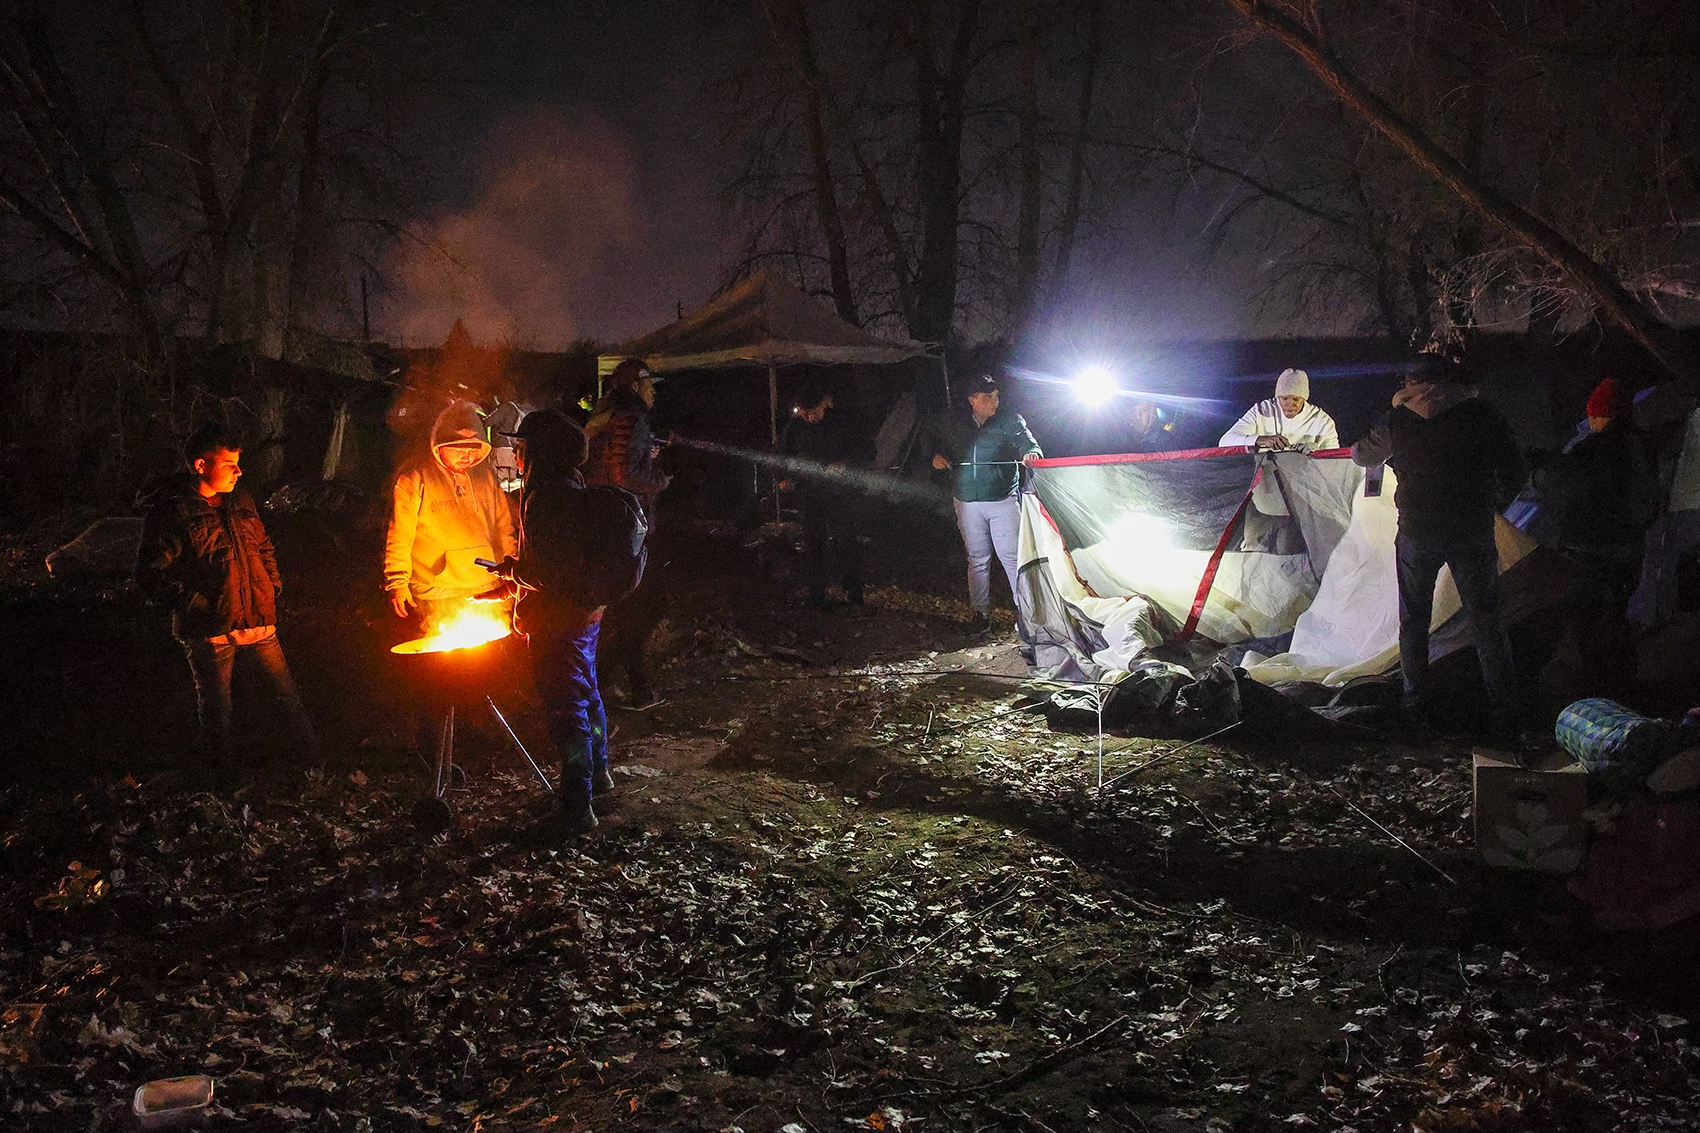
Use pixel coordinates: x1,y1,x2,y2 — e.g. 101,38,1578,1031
136,478,281,641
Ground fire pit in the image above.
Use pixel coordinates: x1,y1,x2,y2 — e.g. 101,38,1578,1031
390,598,550,831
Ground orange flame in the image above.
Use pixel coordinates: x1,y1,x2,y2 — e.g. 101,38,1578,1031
392,600,512,655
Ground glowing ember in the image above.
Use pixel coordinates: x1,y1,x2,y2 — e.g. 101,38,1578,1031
392,601,512,655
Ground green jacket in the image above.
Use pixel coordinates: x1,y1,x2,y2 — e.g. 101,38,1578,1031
938,407,1043,502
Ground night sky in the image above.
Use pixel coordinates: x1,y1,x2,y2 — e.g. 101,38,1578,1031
375,0,1284,353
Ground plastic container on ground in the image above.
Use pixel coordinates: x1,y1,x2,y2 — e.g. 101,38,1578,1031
132,1075,214,1129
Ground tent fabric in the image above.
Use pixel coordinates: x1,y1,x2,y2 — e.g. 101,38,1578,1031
598,270,927,375
1026,450,1361,649
1016,448,1532,687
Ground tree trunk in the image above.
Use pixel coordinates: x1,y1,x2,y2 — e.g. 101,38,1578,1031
286,64,330,350
762,0,859,325
1010,0,1043,337
1222,0,1693,385
1049,0,1103,290
909,0,980,345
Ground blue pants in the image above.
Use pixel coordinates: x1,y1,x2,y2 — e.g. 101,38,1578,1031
530,612,609,806
1395,529,1514,710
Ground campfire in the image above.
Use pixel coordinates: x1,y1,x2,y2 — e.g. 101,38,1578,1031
391,599,512,655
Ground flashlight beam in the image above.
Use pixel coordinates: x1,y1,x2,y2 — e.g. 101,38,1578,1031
665,433,950,505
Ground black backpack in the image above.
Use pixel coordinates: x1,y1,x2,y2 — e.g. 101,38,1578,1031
565,484,649,608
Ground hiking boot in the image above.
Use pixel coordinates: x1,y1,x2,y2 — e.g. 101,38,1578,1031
593,767,617,794
966,612,992,636
557,800,598,839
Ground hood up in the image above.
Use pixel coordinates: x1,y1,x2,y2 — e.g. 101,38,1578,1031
430,399,492,469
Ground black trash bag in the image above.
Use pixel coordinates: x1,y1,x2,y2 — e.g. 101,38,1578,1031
1173,658,1242,730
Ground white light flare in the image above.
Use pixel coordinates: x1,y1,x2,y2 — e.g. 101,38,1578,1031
1072,365,1119,408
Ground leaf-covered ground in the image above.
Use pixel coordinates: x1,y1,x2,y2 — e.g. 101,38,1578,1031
2,510,1697,1131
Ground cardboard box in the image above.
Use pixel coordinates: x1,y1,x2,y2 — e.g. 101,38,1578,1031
1473,750,1589,873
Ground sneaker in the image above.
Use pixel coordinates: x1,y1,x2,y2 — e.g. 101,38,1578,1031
593,768,616,794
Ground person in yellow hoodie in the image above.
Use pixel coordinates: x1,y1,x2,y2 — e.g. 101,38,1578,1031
384,399,518,626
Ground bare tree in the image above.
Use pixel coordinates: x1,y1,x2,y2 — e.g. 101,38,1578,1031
0,0,417,357
722,0,1126,347
1195,0,1696,376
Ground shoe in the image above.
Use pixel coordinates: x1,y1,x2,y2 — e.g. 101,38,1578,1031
1648,748,1700,795
966,612,992,636
593,767,616,794
557,801,598,839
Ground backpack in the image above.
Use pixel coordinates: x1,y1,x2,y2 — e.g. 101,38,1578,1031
565,484,649,608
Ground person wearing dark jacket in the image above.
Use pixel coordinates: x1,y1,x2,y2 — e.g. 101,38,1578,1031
585,359,671,518
136,425,318,781
510,409,610,838
931,371,1043,636
1352,356,1526,738
781,384,865,607
586,359,671,709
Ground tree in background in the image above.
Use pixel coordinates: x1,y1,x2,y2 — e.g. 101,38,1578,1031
1162,0,1695,372
720,0,1128,348
0,0,417,359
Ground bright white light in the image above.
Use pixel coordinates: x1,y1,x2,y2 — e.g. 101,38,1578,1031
1107,513,1173,549
1072,365,1119,407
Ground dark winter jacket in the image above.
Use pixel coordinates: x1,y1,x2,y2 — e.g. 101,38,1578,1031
934,406,1043,503
515,471,598,636
584,389,670,505
136,477,282,640
1382,398,1526,543
781,411,869,507
1528,421,1659,561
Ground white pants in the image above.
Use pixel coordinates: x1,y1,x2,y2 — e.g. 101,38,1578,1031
954,496,1022,618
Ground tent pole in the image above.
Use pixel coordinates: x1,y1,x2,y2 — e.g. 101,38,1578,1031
769,364,781,523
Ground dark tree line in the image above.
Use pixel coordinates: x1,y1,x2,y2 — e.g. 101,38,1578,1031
719,0,1697,377
0,0,419,359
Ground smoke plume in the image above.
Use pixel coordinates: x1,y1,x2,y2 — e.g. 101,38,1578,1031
382,107,643,349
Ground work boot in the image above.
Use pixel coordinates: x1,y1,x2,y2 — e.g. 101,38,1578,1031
556,798,598,839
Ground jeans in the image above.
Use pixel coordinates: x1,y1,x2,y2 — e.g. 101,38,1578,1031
800,498,863,604
531,612,609,807
1395,528,1514,710
954,496,1023,624
183,632,318,767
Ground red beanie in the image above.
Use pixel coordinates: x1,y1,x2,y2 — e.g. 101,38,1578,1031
1585,378,1628,419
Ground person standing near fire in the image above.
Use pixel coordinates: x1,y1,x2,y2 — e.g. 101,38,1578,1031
136,424,319,787
508,408,647,837
1219,368,1339,452
384,399,518,627
585,359,672,708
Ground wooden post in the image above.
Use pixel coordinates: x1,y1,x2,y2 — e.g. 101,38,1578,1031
768,364,781,522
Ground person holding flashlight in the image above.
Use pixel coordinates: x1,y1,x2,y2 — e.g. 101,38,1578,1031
1219,368,1338,453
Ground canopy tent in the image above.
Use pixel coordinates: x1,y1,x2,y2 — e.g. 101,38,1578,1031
1016,448,1535,686
598,270,930,443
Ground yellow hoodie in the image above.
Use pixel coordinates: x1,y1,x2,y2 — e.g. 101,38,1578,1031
384,400,518,601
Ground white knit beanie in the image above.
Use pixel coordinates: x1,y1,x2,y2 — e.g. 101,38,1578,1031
1274,368,1309,400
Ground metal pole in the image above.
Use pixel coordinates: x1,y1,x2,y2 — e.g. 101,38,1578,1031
487,697,554,793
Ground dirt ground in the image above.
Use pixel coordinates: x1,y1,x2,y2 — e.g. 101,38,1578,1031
2,500,1698,1132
